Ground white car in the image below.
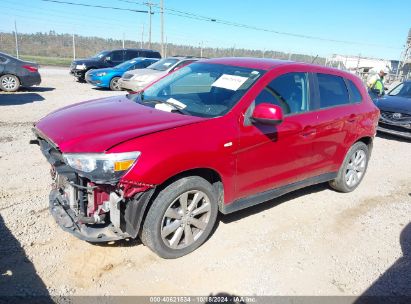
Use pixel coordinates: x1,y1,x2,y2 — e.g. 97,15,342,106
118,57,200,91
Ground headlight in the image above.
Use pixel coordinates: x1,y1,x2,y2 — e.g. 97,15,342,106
96,72,107,77
76,64,86,70
63,152,141,183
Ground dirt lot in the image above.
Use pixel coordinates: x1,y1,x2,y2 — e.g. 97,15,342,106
0,67,410,299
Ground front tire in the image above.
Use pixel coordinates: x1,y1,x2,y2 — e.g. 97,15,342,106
329,141,369,193
0,74,20,92
109,77,121,91
141,176,218,259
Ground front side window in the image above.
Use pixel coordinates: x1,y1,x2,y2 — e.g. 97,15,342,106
111,51,124,62
255,72,309,115
129,62,264,118
317,73,350,108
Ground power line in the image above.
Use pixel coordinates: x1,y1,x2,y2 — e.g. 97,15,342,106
39,0,149,13
116,0,401,50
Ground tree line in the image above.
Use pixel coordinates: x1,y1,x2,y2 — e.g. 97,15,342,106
0,31,325,65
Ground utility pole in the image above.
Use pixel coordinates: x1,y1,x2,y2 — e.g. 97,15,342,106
14,20,19,59
144,2,153,49
165,36,168,57
72,33,76,60
122,32,125,49
141,24,144,48
200,41,203,57
160,0,164,56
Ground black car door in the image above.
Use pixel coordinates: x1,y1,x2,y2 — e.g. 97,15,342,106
109,50,125,66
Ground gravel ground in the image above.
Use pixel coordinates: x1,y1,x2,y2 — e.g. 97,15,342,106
0,67,410,300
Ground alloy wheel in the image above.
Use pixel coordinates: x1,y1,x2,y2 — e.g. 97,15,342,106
161,190,212,249
345,149,367,187
1,76,17,90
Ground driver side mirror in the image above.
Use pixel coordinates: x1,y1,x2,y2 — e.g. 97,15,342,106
251,103,284,125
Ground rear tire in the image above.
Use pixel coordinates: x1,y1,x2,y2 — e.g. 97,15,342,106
0,74,20,92
329,141,369,193
141,176,218,259
109,77,121,91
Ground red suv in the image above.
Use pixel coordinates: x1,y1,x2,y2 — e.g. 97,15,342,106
33,58,379,258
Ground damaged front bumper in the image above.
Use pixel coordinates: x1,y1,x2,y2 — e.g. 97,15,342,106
49,189,130,242
33,129,156,243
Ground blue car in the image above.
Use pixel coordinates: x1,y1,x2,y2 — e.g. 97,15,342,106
85,57,159,91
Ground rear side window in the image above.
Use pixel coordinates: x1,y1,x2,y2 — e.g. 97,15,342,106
317,73,350,108
255,72,310,115
347,79,363,103
125,50,139,60
146,51,161,59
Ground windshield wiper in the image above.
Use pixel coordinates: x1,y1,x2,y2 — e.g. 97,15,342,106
140,98,191,115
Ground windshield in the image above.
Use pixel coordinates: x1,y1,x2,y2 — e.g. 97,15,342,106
388,82,411,98
129,62,265,118
148,58,179,71
91,51,110,60
115,59,138,70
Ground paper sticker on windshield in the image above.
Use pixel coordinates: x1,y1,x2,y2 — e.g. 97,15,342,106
155,103,173,112
211,74,248,91
163,62,172,67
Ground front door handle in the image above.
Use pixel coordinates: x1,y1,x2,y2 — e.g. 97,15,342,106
301,127,316,137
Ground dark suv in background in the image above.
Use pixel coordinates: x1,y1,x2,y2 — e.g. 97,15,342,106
69,48,161,82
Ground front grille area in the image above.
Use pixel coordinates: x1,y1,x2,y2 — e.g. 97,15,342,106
122,73,133,80
380,111,411,122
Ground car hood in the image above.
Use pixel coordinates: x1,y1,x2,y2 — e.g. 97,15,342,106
88,67,121,74
73,58,100,65
375,96,411,115
35,96,206,153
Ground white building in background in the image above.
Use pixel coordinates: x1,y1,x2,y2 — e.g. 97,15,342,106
325,54,395,73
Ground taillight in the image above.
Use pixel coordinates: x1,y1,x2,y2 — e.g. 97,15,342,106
22,65,38,72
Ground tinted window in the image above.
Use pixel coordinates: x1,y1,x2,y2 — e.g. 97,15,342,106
255,72,309,115
145,51,161,59
125,50,139,60
317,74,350,108
347,79,362,103
111,51,124,62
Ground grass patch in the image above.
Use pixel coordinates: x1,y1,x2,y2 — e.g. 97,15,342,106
20,55,72,67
